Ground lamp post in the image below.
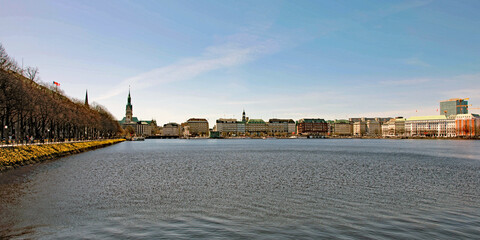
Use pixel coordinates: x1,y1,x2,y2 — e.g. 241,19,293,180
3,125,7,144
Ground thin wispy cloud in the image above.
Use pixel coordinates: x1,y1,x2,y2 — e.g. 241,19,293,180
440,73,480,98
97,36,279,101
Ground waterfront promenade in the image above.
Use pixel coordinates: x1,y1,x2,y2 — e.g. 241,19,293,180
0,139,125,172
0,139,109,148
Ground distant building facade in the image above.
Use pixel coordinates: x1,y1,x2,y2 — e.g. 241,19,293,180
216,118,245,136
353,120,381,136
455,113,480,137
162,122,180,137
350,117,375,123
186,118,209,137
333,120,352,136
382,117,406,137
405,115,456,137
353,121,366,136
350,117,392,124
297,118,328,136
440,98,468,117
366,120,381,136
246,119,267,136
268,119,295,135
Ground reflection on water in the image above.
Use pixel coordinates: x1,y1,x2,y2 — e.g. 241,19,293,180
1,139,479,239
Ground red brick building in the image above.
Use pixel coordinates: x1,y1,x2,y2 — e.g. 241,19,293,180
296,118,328,135
455,113,480,137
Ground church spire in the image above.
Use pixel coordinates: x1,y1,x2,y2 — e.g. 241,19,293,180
127,87,131,106
85,90,89,106
126,87,133,122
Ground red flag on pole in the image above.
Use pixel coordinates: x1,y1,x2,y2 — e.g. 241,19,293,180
53,81,60,86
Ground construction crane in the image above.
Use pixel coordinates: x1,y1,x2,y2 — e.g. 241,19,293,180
468,103,480,113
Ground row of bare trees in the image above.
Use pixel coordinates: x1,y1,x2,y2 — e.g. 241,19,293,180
0,43,122,144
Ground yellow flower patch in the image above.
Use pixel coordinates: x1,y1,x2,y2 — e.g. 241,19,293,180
0,139,125,167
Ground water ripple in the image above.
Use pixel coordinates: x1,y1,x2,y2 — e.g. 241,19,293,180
0,139,479,239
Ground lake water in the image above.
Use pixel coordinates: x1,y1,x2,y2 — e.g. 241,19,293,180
0,139,479,239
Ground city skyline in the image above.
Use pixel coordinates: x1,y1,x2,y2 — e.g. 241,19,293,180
1,0,480,125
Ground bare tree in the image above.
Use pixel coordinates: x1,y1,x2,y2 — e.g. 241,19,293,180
25,66,40,82
1,43,121,144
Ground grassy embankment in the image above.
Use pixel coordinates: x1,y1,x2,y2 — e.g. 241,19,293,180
0,139,125,172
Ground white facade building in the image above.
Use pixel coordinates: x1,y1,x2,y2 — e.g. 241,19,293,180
405,115,456,137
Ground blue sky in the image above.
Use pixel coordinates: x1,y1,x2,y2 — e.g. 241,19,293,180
1,0,480,125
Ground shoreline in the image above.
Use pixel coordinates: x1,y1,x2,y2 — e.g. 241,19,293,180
146,136,480,140
149,136,479,140
0,139,125,172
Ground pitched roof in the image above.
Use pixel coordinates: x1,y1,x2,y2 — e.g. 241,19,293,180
247,119,266,124
298,118,326,123
164,122,179,127
269,118,295,123
118,117,139,124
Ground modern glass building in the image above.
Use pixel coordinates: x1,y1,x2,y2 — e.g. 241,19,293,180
440,98,468,117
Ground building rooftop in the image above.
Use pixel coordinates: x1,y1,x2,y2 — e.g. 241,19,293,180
456,113,480,118
247,119,266,124
216,118,237,123
164,122,179,127
118,117,139,124
269,118,295,123
440,98,468,102
187,118,208,122
407,115,448,121
298,118,326,123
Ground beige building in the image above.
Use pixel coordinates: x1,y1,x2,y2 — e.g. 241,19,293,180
382,117,406,137
186,118,209,137
333,120,353,136
354,120,381,136
366,120,381,136
180,122,190,138
162,122,180,137
350,117,392,124
268,119,295,136
246,119,268,136
216,118,245,136
353,121,366,136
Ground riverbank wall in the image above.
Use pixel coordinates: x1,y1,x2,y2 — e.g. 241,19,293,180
0,139,125,172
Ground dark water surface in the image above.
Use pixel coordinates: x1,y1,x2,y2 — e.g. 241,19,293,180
1,139,479,239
